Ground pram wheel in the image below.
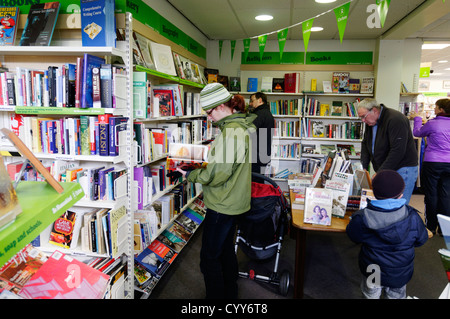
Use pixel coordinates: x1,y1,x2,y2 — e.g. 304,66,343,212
279,270,290,296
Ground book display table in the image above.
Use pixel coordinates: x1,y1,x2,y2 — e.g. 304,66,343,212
290,191,351,298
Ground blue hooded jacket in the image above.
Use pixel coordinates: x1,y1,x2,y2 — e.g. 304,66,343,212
346,198,428,288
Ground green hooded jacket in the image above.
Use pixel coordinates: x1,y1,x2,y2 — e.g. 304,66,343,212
187,113,256,215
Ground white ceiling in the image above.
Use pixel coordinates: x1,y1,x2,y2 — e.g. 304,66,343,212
167,0,450,79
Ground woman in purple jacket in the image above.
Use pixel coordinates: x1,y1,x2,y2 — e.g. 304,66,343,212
410,98,450,235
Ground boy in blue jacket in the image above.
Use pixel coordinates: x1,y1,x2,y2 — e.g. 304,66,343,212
346,170,428,299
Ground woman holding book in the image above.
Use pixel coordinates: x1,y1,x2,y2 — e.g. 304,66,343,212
410,98,450,236
177,83,256,299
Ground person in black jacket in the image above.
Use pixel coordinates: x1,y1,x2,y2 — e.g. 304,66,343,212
249,92,275,176
346,170,428,299
357,98,418,204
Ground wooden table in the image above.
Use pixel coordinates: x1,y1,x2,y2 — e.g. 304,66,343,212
290,192,352,298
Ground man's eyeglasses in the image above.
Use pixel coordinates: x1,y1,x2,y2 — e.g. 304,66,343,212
360,109,372,121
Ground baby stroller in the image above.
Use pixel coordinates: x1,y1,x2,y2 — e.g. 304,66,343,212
235,173,290,296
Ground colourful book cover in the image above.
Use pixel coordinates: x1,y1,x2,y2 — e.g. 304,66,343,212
0,244,48,294
49,210,77,249
19,2,60,46
0,6,19,46
80,0,116,47
19,250,110,299
81,53,105,108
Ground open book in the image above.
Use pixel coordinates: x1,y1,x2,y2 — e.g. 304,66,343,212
166,143,209,171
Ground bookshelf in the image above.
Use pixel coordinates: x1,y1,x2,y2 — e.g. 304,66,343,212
235,69,374,183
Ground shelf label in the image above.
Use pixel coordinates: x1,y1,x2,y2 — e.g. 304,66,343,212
241,52,305,65
15,106,106,115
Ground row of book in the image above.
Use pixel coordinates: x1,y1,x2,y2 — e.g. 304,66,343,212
302,143,361,157
134,181,202,254
11,114,127,157
250,72,301,93
134,198,206,294
274,119,300,138
303,98,361,117
303,119,364,140
270,98,301,115
133,120,211,165
272,142,301,160
0,244,127,299
133,72,203,119
0,54,126,109
129,30,207,86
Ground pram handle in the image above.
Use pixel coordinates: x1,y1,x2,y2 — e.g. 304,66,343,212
252,172,278,188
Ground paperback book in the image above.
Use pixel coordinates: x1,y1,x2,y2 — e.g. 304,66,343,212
80,0,116,47
0,154,22,229
303,187,333,226
0,6,19,46
19,2,60,46
19,250,110,299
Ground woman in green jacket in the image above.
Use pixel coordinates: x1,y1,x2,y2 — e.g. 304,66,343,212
178,83,256,299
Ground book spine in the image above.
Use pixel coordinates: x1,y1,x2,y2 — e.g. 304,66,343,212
75,57,83,108
80,115,90,155
92,67,101,108
98,114,110,156
100,64,112,108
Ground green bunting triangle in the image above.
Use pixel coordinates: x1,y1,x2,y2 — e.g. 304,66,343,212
258,35,267,61
334,2,350,43
219,40,223,59
277,28,288,60
243,38,251,63
302,18,314,54
376,0,391,28
230,40,236,61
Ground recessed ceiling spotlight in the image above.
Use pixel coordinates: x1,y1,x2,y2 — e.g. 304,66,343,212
422,43,450,50
311,27,324,32
255,15,273,21
315,0,337,3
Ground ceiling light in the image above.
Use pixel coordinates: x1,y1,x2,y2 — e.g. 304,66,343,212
438,60,448,63
311,27,323,32
315,0,337,3
422,43,450,50
255,15,273,21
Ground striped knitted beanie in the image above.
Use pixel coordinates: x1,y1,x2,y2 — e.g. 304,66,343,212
200,83,233,110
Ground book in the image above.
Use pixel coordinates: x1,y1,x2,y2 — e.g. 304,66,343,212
229,76,241,91
48,209,78,249
247,78,258,92
260,76,273,92
332,72,350,93
0,155,22,229
284,73,298,93
80,0,116,47
438,214,450,250
167,143,208,171
349,78,360,93
325,179,350,218
153,89,173,117
303,188,333,226
272,78,284,92
331,101,343,116
0,6,19,46
19,250,110,299
19,2,60,46
133,71,148,118
359,188,375,209
360,77,375,94
322,80,332,93
0,244,48,294
149,41,177,76
134,245,170,278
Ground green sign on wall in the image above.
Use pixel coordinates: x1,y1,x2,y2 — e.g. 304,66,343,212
306,51,373,65
242,52,305,65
